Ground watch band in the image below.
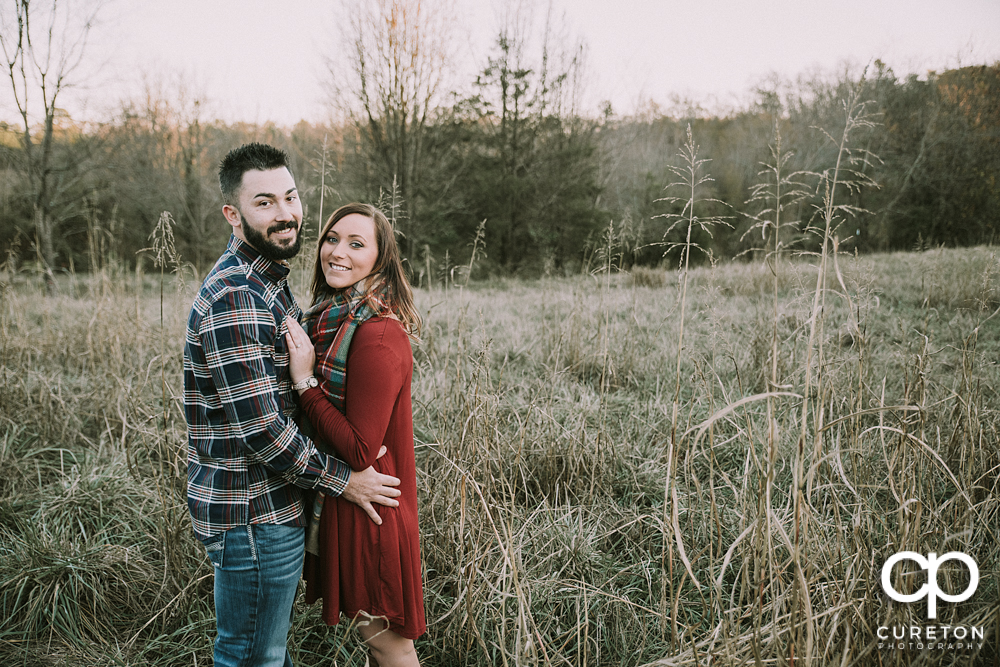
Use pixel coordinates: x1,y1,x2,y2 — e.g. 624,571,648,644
292,376,318,391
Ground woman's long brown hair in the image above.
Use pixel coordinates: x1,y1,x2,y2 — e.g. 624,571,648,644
309,203,421,340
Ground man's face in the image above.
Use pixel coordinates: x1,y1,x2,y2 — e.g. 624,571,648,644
224,167,303,262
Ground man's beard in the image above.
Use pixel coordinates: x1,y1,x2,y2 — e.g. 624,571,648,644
240,214,302,262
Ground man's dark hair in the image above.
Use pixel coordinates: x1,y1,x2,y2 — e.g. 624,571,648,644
219,143,292,206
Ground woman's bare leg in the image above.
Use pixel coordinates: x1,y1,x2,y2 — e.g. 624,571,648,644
357,617,419,667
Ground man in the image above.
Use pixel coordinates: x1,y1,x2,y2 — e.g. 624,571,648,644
183,142,401,667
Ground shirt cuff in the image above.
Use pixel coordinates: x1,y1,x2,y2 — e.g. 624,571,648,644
317,452,351,497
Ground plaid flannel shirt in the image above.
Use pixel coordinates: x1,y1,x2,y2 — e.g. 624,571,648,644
184,235,351,541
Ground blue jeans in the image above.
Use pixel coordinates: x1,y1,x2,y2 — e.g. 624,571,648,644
202,524,305,667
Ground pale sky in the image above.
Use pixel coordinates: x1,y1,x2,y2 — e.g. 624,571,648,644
6,0,1000,126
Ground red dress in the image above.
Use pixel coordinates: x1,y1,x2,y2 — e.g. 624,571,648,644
300,317,425,640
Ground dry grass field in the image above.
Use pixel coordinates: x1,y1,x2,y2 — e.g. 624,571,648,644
1,241,998,666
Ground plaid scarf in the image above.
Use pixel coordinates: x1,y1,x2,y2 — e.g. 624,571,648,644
301,279,390,555
302,279,390,411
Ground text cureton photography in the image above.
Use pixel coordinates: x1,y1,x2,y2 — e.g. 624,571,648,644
878,550,987,655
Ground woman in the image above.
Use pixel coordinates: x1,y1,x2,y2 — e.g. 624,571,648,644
285,202,424,666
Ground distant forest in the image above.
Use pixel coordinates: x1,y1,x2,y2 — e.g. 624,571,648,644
2,1,998,280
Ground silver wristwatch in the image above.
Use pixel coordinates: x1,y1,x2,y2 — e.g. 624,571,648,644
292,376,319,391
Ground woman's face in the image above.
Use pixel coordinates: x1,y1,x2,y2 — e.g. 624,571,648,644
319,213,379,290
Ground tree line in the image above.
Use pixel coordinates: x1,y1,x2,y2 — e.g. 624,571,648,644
2,0,998,283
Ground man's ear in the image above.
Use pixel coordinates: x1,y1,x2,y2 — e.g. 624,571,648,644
223,204,241,230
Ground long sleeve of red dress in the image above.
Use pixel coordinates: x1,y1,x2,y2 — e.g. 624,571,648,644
299,325,402,472
299,317,425,640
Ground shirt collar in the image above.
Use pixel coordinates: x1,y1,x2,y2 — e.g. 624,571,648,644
227,235,291,283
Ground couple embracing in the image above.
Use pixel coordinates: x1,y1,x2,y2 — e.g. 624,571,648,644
183,143,424,666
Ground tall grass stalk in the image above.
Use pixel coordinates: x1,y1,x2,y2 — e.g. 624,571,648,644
742,127,811,656
592,221,616,477
141,211,186,585
315,133,331,243
464,219,488,287
654,124,731,644
788,87,878,662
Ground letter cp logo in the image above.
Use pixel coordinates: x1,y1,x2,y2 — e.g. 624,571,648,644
881,551,979,619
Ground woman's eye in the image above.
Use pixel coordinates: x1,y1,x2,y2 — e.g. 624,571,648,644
351,242,363,249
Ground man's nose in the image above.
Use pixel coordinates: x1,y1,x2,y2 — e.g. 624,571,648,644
275,200,295,221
